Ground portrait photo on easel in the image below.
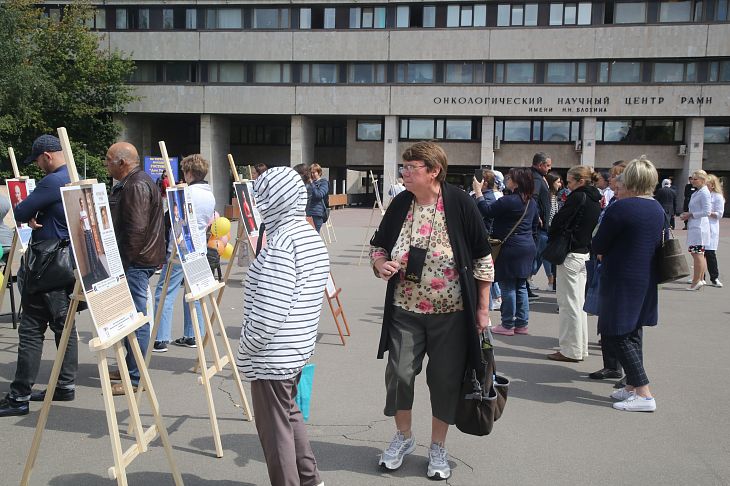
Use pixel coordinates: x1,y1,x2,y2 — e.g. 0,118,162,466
5,178,36,248
234,181,262,236
167,187,195,260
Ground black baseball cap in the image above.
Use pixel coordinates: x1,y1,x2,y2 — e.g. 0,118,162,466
23,134,62,164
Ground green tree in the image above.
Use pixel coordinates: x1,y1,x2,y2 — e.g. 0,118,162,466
0,0,135,181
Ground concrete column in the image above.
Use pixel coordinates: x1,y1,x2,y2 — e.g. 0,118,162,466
581,117,596,167
682,117,704,182
480,116,495,168
290,115,315,167
200,114,231,213
383,116,398,207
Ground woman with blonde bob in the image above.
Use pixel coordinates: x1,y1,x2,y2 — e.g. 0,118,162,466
705,174,725,287
592,157,664,412
680,170,712,290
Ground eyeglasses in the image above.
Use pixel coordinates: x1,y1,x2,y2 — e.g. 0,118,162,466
399,164,426,174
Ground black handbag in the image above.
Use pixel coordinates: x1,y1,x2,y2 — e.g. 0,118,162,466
455,330,509,436
20,238,75,295
543,193,587,266
656,213,690,284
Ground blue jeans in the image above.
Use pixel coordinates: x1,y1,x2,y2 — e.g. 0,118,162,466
153,261,205,342
498,278,529,329
311,216,324,234
489,281,501,308
533,230,549,276
125,266,155,386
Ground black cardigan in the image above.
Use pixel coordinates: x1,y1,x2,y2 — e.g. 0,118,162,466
370,182,491,370
548,185,602,254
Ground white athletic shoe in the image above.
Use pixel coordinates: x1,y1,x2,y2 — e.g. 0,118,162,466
379,431,415,471
427,442,451,480
613,394,656,412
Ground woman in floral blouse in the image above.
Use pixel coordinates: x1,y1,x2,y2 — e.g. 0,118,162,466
370,142,493,481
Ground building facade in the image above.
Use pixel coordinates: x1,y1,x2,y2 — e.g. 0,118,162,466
47,1,730,207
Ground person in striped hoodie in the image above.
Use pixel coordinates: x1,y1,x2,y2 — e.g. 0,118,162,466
236,166,329,486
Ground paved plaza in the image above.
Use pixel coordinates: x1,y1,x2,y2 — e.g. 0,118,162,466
1,208,728,485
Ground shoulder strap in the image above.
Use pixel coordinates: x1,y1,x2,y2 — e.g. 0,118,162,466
502,199,530,244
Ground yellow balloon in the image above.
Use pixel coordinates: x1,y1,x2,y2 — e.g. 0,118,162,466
211,217,231,238
221,243,234,260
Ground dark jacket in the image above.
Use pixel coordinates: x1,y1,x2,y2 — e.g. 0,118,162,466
477,189,498,234
370,182,491,370
548,185,602,254
654,186,678,216
14,165,70,241
531,167,551,231
109,166,166,268
592,198,664,336
307,178,329,218
683,183,697,212
478,193,539,281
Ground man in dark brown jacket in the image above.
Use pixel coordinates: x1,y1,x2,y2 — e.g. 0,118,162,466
105,142,165,395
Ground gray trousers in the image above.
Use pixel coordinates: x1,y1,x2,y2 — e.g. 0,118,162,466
251,376,321,486
385,306,467,424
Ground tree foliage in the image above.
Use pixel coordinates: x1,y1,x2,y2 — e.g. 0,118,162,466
0,0,135,180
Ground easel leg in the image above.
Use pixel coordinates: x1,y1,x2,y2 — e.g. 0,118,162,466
337,295,351,336
0,232,18,316
327,297,346,346
145,258,175,368
20,287,80,486
189,297,224,458
208,293,252,421
128,333,184,485
357,201,379,266
97,349,129,486
113,342,147,453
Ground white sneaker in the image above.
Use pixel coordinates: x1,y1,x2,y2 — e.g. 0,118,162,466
379,431,415,470
711,279,723,288
610,388,634,401
427,442,451,480
613,394,656,412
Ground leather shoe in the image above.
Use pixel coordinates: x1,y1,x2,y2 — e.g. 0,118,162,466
30,388,75,402
0,394,29,417
589,368,623,380
111,383,137,396
547,352,582,363
108,370,122,381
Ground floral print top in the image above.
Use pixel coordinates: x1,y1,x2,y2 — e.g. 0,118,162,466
371,196,494,314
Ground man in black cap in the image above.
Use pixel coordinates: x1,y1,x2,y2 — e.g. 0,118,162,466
0,135,76,417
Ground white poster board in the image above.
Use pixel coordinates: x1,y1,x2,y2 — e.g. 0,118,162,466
167,186,217,295
7,178,36,249
61,183,138,344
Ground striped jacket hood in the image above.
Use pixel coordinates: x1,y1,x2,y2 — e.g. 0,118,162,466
253,166,307,234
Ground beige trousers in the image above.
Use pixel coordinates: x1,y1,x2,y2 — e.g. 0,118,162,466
556,252,590,360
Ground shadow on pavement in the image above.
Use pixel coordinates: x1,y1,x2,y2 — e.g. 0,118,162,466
48,472,251,485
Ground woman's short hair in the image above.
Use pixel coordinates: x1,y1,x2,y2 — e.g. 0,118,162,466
310,163,323,177
707,174,723,194
180,154,209,182
508,167,534,203
254,163,268,176
402,142,448,183
567,165,599,185
545,171,561,195
609,161,627,177
623,156,659,196
482,170,496,190
692,169,708,182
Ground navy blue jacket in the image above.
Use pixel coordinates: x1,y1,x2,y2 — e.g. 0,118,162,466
476,189,498,234
478,193,539,281
307,178,329,218
14,165,70,241
592,197,665,336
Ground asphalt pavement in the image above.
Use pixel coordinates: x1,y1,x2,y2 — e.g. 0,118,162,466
1,209,728,485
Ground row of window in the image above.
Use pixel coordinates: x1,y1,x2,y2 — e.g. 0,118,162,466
62,0,730,31
229,119,730,145
131,60,730,85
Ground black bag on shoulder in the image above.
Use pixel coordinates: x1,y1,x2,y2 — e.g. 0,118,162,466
20,239,75,295
543,193,587,266
455,330,509,436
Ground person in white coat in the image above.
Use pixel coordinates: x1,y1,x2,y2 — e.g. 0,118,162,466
705,174,725,287
680,170,712,291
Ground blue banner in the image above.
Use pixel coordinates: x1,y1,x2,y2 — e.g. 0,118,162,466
144,156,178,185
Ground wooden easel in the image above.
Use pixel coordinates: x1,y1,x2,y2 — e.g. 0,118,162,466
325,275,350,345
357,171,386,266
21,127,182,486
142,142,252,459
0,147,24,323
